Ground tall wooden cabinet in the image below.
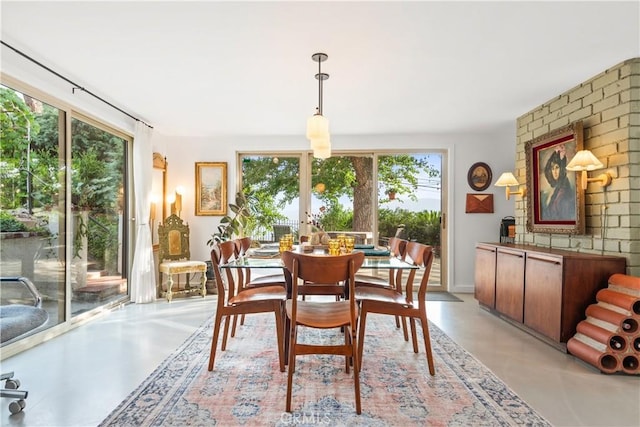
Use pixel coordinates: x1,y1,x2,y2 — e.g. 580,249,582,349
474,243,626,350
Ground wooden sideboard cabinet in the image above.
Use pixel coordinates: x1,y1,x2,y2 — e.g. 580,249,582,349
474,243,626,350
495,246,526,323
474,243,497,308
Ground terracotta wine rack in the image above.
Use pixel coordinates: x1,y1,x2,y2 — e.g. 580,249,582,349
567,274,640,374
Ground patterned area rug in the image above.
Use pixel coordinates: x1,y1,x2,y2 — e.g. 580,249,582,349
100,313,550,426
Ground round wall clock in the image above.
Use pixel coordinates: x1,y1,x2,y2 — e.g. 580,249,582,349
467,162,492,191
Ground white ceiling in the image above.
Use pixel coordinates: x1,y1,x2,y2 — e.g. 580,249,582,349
1,1,639,138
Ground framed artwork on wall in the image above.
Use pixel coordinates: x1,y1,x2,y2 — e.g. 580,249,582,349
525,121,585,234
467,162,492,191
195,162,227,216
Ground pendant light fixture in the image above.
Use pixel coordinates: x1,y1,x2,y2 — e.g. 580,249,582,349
306,52,331,159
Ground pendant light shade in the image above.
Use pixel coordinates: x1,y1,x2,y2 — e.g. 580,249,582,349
311,135,331,159
306,52,331,158
310,136,330,150
306,109,329,140
313,142,332,159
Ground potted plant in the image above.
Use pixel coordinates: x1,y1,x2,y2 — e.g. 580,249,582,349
387,189,397,200
207,190,255,246
205,190,256,290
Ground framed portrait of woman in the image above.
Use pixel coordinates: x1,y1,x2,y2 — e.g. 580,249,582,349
525,121,585,234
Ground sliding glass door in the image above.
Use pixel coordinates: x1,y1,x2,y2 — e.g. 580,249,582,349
307,153,374,243
240,154,301,242
0,80,132,353
0,84,67,334
377,153,443,286
69,116,129,317
239,150,445,288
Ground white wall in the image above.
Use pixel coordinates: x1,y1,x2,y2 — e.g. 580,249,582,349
157,126,517,293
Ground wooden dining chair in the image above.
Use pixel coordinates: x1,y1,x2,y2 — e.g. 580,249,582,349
356,241,436,375
235,237,286,289
232,237,286,334
355,237,408,330
208,241,286,372
355,237,408,289
281,250,365,414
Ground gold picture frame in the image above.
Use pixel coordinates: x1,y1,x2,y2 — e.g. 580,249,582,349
151,152,167,248
525,121,584,234
195,162,227,216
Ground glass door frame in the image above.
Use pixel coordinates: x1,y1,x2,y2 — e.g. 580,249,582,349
238,148,447,290
0,74,134,358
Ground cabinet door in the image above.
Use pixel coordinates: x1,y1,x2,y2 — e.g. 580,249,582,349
524,253,563,342
474,244,497,308
495,248,525,322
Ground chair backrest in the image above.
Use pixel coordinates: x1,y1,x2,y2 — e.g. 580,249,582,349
273,224,292,242
237,237,252,256
158,214,192,262
282,251,365,326
403,242,434,307
233,237,253,289
388,237,408,259
210,241,244,313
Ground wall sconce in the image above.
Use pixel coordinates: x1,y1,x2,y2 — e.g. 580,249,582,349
566,150,613,190
167,193,176,215
149,194,159,226
494,172,526,200
174,186,185,217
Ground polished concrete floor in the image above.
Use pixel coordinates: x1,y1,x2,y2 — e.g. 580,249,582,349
1,293,638,427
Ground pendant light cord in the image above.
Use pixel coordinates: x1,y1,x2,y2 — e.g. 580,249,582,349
318,58,323,115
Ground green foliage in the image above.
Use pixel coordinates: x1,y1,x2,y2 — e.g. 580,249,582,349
318,202,352,231
208,190,255,245
86,214,119,268
71,148,118,210
378,208,441,248
0,211,28,232
2,86,126,275
241,154,440,234
241,157,298,225
0,87,40,157
1,87,39,209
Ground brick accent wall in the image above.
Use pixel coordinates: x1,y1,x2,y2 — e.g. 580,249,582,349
515,58,639,275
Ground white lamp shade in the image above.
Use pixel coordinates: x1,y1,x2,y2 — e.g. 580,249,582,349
566,150,604,171
310,136,330,150
306,114,329,140
313,142,332,159
495,172,520,187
